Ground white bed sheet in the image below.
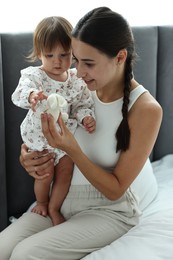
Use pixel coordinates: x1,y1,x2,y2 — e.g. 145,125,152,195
83,154,173,260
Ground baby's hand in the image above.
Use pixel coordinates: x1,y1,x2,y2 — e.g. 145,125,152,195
83,116,96,133
29,91,47,112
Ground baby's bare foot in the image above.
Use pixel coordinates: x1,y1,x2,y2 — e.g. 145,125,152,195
31,202,48,217
48,209,65,226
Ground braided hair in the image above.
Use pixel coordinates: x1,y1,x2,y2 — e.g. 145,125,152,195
116,54,134,152
72,7,136,152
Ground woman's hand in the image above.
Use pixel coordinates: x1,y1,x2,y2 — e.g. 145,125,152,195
41,113,79,157
20,143,54,180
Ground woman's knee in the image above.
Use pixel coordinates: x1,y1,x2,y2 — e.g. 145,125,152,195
10,238,40,260
10,242,30,260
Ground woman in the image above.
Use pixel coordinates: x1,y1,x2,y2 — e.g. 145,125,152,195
0,7,162,260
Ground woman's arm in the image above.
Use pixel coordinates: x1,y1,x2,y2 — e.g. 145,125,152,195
41,93,162,200
20,144,55,180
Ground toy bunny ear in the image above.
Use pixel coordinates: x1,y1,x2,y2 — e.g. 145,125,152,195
46,93,68,121
58,95,67,108
47,94,58,110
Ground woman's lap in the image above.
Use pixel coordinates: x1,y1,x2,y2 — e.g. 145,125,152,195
10,209,133,260
0,185,140,260
0,212,52,260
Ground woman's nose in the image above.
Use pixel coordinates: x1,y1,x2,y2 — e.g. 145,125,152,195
76,64,86,78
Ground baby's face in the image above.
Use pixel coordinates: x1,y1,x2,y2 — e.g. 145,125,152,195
40,44,72,80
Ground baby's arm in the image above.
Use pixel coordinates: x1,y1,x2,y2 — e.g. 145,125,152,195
11,67,47,109
29,91,47,112
82,116,96,133
70,88,96,132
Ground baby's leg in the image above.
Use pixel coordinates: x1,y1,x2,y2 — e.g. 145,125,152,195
32,169,54,217
48,155,73,225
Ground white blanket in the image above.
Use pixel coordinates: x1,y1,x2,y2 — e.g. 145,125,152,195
83,154,173,260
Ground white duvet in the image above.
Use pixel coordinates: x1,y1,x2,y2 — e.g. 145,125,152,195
83,154,173,260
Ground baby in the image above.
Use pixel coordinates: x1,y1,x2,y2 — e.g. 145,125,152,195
11,16,96,225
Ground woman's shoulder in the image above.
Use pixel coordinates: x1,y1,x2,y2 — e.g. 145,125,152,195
130,86,163,125
130,84,162,112
137,88,162,113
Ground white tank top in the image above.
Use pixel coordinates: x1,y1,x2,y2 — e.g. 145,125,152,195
71,85,158,211
71,85,148,185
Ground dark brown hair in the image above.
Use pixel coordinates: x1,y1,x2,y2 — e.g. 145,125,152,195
72,7,136,152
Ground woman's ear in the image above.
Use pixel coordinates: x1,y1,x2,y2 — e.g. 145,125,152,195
116,49,127,65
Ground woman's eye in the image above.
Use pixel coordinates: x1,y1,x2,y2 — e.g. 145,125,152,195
85,63,94,67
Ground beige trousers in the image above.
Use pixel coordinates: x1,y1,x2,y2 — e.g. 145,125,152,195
0,185,141,260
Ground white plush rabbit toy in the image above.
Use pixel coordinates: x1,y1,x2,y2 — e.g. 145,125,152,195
46,93,68,122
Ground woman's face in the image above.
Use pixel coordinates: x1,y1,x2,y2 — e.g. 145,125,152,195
72,38,118,91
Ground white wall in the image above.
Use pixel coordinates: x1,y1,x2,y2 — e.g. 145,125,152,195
1,0,173,33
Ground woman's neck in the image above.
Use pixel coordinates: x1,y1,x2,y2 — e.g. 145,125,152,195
96,80,124,103
96,78,139,103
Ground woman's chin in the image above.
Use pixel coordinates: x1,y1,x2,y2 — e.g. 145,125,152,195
85,80,96,90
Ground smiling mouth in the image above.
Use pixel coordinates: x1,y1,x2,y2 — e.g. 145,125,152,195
84,79,93,84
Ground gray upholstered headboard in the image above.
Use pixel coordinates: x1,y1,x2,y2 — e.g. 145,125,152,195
132,26,173,160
